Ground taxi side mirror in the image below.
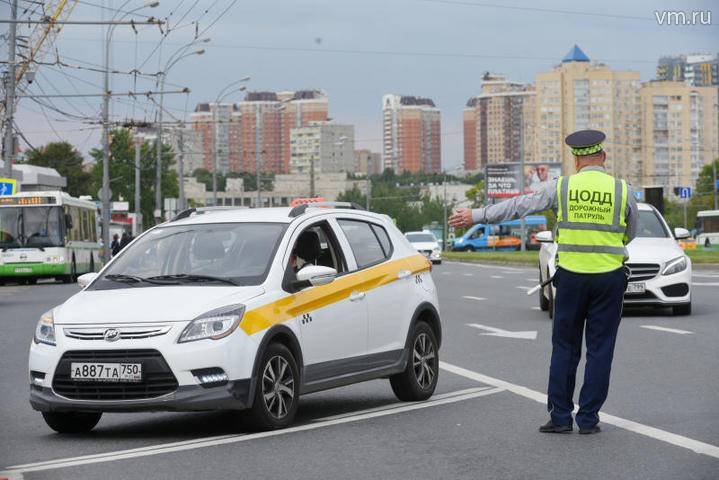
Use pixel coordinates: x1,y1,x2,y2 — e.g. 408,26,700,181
536,231,554,243
77,272,99,289
294,265,337,289
673,227,690,240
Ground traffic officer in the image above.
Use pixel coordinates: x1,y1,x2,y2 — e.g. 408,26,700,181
449,129,637,434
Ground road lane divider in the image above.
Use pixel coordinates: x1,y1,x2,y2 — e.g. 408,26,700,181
1,387,505,475
640,325,693,335
462,296,486,301
467,323,537,340
439,361,719,460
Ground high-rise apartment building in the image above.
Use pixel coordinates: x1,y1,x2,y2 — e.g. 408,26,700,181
190,90,329,175
382,95,441,173
289,122,355,174
640,81,719,190
657,54,719,87
354,149,382,176
190,102,235,173
534,45,642,185
463,73,535,171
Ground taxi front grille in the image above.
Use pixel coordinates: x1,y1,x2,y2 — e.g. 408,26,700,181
52,349,178,401
626,263,660,282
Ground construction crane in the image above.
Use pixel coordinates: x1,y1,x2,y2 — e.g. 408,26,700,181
1,0,79,115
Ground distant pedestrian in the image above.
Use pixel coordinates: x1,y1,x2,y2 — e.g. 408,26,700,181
119,232,133,250
110,233,121,257
450,129,638,434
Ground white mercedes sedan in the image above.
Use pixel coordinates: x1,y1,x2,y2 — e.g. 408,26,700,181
537,202,692,317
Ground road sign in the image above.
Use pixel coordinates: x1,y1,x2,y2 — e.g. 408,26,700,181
0,178,17,196
715,179,719,189
677,187,692,199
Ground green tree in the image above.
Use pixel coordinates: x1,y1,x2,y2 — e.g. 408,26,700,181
90,129,178,227
464,180,485,208
24,141,92,197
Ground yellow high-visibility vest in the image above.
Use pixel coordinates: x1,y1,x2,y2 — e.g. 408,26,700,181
555,170,628,273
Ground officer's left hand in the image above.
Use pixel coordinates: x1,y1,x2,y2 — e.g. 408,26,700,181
449,208,474,228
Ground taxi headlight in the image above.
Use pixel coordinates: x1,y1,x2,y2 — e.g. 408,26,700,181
178,304,245,343
34,310,56,346
662,256,687,276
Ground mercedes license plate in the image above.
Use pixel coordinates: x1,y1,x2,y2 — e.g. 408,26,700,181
70,362,142,382
626,282,645,294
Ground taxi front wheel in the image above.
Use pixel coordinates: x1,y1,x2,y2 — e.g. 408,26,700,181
390,321,439,401
243,343,300,431
42,411,102,433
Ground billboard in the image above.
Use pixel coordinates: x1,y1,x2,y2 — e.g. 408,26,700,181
486,163,562,198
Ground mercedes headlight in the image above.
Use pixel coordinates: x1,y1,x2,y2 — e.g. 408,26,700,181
178,305,245,343
34,310,56,346
662,256,687,276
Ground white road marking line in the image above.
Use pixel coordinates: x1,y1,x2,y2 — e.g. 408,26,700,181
313,387,500,422
515,286,531,291
693,282,719,286
439,361,719,460
525,278,538,282
640,325,693,335
445,261,530,272
490,275,504,279
531,307,541,311
463,273,474,276
462,296,486,301
692,273,719,278
441,271,451,275
1,388,504,475
466,323,537,340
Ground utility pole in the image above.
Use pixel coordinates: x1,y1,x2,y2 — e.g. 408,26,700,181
134,135,143,235
443,176,448,252
713,159,717,211
256,151,261,207
101,20,112,263
366,162,371,210
519,123,526,252
178,128,186,211
309,153,315,197
2,0,18,178
155,72,165,222
212,105,218,205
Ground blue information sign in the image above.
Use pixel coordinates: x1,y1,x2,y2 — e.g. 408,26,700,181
678,187,692,199
0,178,17,196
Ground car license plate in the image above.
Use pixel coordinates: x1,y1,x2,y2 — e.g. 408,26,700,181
626,282,645,294
14,267,32,273
70,362,142,383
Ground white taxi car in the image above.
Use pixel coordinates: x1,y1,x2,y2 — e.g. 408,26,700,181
29,202,441,432
537,202,692,317
405,231,442,264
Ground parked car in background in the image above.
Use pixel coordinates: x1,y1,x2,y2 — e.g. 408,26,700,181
537,203,692,317
405,231,442,264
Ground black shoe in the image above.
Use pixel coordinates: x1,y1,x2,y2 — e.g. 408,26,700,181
539,420,573,433
579,425,601,435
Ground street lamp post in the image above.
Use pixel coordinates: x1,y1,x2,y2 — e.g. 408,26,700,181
101,0,159,263
155,43,207,221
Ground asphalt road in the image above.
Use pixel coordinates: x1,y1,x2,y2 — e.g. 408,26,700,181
1,262,718,479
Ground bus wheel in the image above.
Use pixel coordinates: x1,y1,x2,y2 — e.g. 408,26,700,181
63,259,77,284
463,246,475,252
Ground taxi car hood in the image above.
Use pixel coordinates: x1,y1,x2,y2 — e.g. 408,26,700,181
53,286,265,325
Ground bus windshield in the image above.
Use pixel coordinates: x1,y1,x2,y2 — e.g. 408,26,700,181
0,206,64,249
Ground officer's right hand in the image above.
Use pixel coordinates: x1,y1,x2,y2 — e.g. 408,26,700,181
449,208,474,229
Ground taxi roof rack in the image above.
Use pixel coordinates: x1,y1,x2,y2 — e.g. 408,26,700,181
170,206,244,222
289,201,365,218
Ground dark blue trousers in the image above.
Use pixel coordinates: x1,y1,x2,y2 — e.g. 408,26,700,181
548,266,626,429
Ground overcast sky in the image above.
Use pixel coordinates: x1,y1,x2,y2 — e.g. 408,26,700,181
6,0,719,170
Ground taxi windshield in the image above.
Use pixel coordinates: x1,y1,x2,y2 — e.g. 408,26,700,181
92,222,287,289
